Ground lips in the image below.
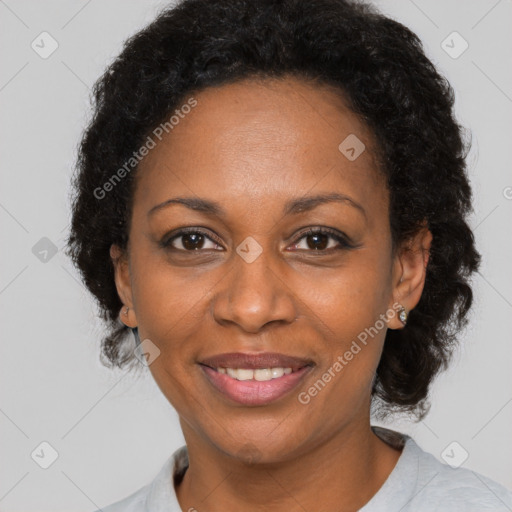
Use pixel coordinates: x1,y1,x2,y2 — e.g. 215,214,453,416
198,352,315,406
200,352,314,370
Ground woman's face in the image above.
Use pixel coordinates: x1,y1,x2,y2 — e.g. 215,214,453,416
113,76,412,463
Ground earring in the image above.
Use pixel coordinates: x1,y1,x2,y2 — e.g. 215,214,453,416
398,306,408,326
123,306,129,315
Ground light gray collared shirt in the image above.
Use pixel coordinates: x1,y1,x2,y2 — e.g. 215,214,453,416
95,427,512,511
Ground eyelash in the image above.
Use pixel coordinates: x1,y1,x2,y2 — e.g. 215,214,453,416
160,226,354,254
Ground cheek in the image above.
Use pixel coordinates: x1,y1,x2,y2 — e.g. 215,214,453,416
129,249,209,413
295,265,389,418
293,250,392,398
296,251,392,337
128,247,206,356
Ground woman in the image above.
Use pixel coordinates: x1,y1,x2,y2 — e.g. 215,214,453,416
66,0,512,510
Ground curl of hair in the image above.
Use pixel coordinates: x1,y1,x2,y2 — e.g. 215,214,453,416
66,0,481,418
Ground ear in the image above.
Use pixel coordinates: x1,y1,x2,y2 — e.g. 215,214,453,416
110,244,138,328
387,223,432,329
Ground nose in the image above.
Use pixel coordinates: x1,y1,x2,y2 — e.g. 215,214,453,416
211,245,298,334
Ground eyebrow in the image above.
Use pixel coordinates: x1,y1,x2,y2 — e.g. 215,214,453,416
147,192,366,220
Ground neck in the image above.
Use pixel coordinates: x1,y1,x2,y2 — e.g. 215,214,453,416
175,419,402,512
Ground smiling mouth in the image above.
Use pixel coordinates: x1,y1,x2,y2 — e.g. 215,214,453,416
199,363,313,406
198,351,315,405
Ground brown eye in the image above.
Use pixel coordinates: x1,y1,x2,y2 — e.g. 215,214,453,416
304,232,330,250
290,228,353,253
180,232,206,250
161,229,223,251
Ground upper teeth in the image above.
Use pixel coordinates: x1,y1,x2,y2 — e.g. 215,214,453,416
218,367,293,381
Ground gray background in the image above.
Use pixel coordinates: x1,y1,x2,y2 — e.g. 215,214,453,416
0,0,511,510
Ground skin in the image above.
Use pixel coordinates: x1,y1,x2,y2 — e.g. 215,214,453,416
111,76,432,511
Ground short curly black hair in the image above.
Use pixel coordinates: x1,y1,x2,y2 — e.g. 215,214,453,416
66,0,481,419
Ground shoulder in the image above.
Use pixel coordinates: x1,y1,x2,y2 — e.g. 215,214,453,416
406,438,512,511
92,446,188,512
92,484,148,512
367,427,512,512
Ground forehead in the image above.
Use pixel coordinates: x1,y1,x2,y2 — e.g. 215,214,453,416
133,76,386,220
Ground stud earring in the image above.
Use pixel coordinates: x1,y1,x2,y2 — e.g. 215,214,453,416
398,306,408,326
123,306,129,315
